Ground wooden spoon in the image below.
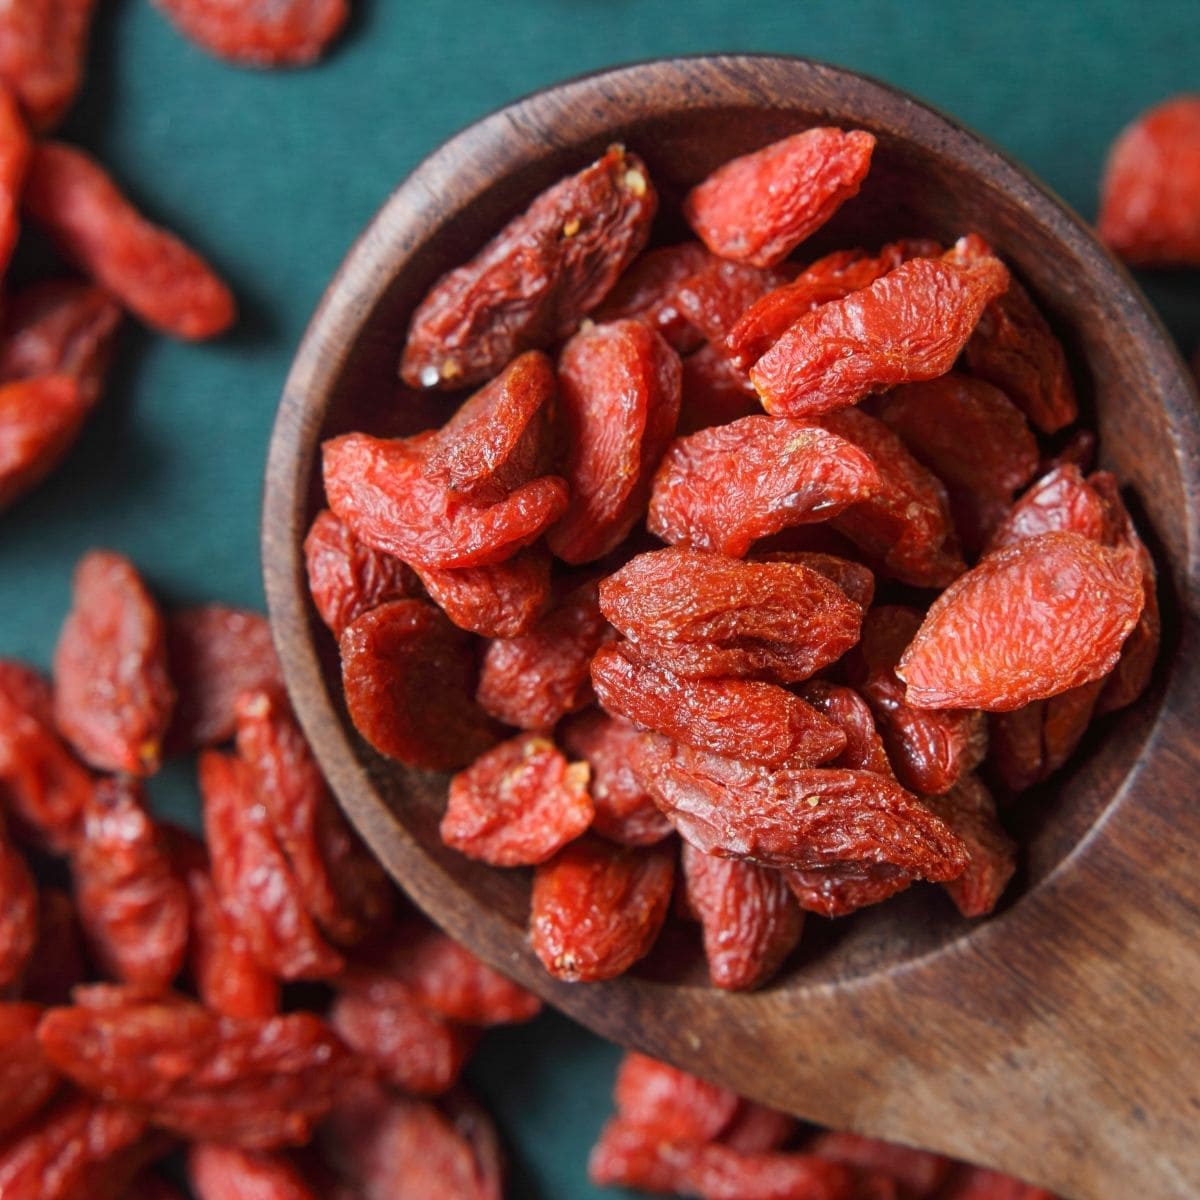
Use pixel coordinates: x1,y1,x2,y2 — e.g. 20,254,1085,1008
263,56,1200,1199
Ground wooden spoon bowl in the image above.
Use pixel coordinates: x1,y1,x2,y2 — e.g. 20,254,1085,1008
263,56,1200,1199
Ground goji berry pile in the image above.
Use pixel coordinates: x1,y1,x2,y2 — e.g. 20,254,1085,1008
317,127,1160,991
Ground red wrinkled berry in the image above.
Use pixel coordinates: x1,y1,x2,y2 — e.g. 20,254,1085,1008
0,375,89,510
0,0,98,130
153,0,348,68
613,1051,739,1142
593,242,711,351
188,1143,316,1200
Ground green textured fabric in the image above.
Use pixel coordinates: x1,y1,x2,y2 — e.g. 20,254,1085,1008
1,2,1195,1195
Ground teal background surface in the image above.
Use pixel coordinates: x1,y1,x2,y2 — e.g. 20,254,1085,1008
1,2,1196,1195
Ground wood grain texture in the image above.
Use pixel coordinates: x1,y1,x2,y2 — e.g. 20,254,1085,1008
262,56,1200,1199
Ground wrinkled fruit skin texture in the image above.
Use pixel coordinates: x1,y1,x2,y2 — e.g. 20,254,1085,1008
0,376,87,511
0,0,98,130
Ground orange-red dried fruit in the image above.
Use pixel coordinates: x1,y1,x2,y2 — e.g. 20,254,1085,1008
988,680,1104,793
599,547,863,684
530,836,674,982
1038,428,1096,476
783,861,913,918
877,374,1039,552
329,986,475,1096
682,843,804,991
797,681,893,777
476,580,610,730
345,919,541,1026
808,1131,952,1197
153,0,348,68
849,606,987,796
0,280,123,406
674,257,792,344
304,508,421,640
818,408,965,588
401,146,656,390
632,735,968,879
20,889,83,1006
200,750,344,981
165,604,285,750
897,531,1144,711
323,431,568,570
0,660,54,727
413,547,552,638
751,242,1009,417
560,710,674,846
54,550,174,776
38,997,356,1148
0,1,97,131
987,465,1111,553
613,1051,739,1142
0,819,36,989
339,599,497,771
183,858,280,1020
188,1143,317,1200
546,319,681,564
423,350,555,502
720,1103,798,1155
648,415,881,558
726,239,940,370
677,341,761,434
0,83,31,275
0,375,89,510
0,1096,151,1200
24,142,235,339
71,777,189,991
684,127,875,268
440,733,593,867
938,1165,1056,1200
964,276,1078,434
0,1004,59,1140
1097,94,1200,267
593,242,711,351
591,641,846,768
755,550,875,610
234,690,391,946
589,1115,855,1200
923,775,1017,918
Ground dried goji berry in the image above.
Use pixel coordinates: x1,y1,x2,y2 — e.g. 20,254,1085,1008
234,689,391,947
0,1004,59,1139
188,1143,316,1200
329,986,475,1096
413,547,553,638
719,1103,798,1155
752,550,875,611
750,241,1009,417
987,465,1112,552
0,818,36,990
684,127,876,268
1038,428,1096,476
677,341,762,434
599,547,863,684
922,775,1017,918
632,734,968,879
24,142,236,339
530,836,674,982
938,1165,1057,1200
818,408,965,588
648,415,881,558
339,598,497,770
475,579,610,730
439,733,593,866
546,319,681,564
0,1096,152,1200
1097,94,1200,267
183,856,280,1020
877,374,1039,552
613,1051,739,1142
783,861,913,918
674,257,792,344
897,531,1144,711
591,641,847,768
589,1115,855,1200
165,604,285,751
682,843,804,991
848,607,987,796
323,431,568,570
593,242,711,351
54,550,175,776
0,83,31,275
0,0,97,131
423,350,555,502
401,146,656,390
20,888,84,1005
200,749,344,980
559,710,674,846
70,776,189,991
346,918,542,1025
0,280,123,408
808,1131,952,1197
726,239,941,370
0,375,89,510
37,997,357,1148
0,660,54,727
797,681,893,777
153,0,348,68
988,680,1103,793
303,508,421,640
964,275,1078,434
